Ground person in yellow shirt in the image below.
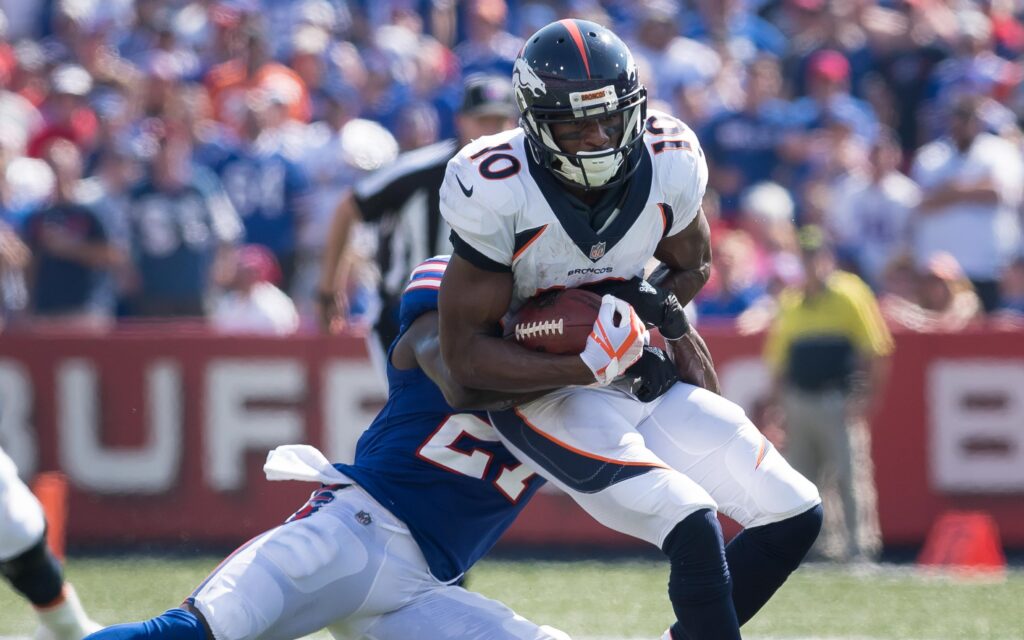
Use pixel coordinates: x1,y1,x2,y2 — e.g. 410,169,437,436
765,225,893,562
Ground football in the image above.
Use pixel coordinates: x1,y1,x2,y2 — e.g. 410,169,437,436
503,288,602,354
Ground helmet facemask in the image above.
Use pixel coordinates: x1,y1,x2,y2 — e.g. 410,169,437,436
519,84,647,191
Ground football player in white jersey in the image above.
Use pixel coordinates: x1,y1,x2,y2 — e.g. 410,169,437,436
439,19,823,640
0,447,101,640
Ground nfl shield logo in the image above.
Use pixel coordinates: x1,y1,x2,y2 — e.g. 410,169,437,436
589,242,606,261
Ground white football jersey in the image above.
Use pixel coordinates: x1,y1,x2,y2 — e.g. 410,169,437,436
440,110,708,310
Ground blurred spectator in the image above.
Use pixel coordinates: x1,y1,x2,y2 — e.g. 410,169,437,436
0,218,29,328
910,95,1024,312
764,225,891,562
211,90,311,290
212,244,298,335
828,128,921,289
728,182,802,333
786,49,878,155
858,1,951,153
141,50,191,120
288,23,334,123
877,253,919,303
205,20,311,130
684,0,787,63
453,0,522,77
394,100,441,151
317,74,517,362
293,107,397,321
737,181,798,281
998,257,1024,316
22,139,120,327
263,0,351,62
76,144,138,315
628,0,722,102
118,0,177,64
701,56,789,218
0,30,44,156
696,230,767,321
125,126,241,317
880,252,982,332
923,10,1021,140
409,35,462,140
27,64,99,157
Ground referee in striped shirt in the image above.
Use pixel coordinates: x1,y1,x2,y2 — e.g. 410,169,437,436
316,76,518,368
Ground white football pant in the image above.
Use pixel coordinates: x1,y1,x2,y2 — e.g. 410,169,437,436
491,382,821,548
190,483,570,640
0,446,46,561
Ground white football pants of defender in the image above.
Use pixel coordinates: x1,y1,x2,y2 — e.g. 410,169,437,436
0,446,47,561
491,383,821,548
190,482,570,640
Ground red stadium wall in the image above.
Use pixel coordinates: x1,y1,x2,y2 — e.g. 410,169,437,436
1,328,1023,550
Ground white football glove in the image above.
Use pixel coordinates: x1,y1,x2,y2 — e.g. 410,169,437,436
579,294,649,385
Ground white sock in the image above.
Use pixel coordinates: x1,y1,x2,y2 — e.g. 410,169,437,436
35,583,102,640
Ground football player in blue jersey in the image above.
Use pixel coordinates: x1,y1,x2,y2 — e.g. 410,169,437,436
85,256,573,640
438,19,824,640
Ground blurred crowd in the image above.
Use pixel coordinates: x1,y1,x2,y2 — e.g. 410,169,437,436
1,0,1024,334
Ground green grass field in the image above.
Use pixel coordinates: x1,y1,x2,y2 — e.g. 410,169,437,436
2,557,1021,639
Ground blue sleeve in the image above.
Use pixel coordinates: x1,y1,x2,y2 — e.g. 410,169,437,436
397,256,450,334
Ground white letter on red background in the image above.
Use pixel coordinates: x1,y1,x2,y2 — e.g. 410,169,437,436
57,359,182,493
205,359,305,491
0,360,35,478
930,360,1024,492
322,361,386,464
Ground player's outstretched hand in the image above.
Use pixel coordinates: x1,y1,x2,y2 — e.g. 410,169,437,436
584,277,690,340
625,346,677,402
579,294,648,385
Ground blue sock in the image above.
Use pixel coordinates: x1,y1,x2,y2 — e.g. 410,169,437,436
726,504,823,625
662,509,741,640
84,608,207,640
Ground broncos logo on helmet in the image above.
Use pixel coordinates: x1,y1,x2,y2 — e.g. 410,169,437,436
513,57,547,100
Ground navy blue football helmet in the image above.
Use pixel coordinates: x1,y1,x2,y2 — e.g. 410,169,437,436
513,19,647,190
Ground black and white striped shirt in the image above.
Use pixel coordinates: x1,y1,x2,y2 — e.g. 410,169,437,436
353,138,458,343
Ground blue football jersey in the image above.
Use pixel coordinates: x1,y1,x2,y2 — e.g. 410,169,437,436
214,144,309,257
335,256,545,583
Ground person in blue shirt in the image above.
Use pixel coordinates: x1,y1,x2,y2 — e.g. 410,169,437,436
85,256,570,640
24,140,122,324
701,57,792,219
126,130,242,317
212,94,311,289
787,50,879,144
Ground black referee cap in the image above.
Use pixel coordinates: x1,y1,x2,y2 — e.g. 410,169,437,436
459,75,516,117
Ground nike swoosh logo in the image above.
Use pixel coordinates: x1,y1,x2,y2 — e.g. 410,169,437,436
455,174,474,197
